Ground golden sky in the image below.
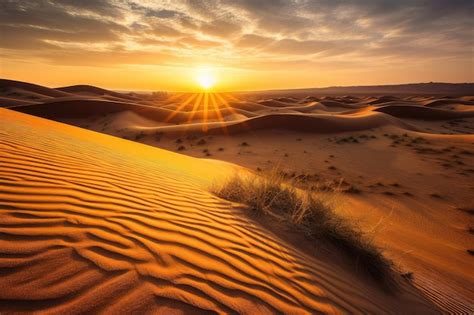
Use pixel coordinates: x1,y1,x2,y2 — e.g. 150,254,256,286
1,0,473,92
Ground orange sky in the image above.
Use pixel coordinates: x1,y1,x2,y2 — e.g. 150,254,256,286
1,1,473,92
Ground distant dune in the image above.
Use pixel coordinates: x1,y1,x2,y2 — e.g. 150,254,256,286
240,82,474,97
57,84,141,101
3,79,473,137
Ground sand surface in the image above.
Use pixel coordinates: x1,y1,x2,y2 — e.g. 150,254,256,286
2,79,473,312
0,109,440,313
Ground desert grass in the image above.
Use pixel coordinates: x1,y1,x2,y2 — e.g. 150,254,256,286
212,169,396,291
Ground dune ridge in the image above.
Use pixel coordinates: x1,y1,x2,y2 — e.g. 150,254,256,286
3,79,472,140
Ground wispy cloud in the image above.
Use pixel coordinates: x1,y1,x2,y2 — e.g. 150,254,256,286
1,0,472,89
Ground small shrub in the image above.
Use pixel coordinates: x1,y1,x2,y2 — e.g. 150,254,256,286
135,131,145,140
155,132,163,142
401,272,413,280
457,207,474,215
344,186,362,194
212,172,396,290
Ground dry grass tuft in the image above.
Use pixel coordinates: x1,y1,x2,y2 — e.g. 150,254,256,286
213,170,396,291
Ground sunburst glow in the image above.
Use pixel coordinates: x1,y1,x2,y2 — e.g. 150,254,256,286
196,68,216,90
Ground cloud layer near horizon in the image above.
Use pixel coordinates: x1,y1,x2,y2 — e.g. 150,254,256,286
1,0,473,90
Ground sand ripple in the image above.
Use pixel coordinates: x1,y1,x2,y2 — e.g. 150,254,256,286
0,109,437,313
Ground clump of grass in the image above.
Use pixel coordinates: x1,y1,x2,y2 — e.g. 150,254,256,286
135,131,145,140
155,132,163,142
213,171,396,290
457,207,474,215
344,186,362,194
401,272,413,280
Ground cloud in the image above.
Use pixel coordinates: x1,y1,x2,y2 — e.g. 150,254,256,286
54,0,123,17
0,1,129,44
0,0,472,77
199,18,241,38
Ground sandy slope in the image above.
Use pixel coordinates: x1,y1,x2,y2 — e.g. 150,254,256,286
0,109,439,313
2,80,473,312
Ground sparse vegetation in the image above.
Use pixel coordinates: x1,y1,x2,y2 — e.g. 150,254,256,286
457,207,474,215
336,135,360,144
401,272,413,280
343,185,362,194
155,132,163,142
212,171,396,290
135,131,145,140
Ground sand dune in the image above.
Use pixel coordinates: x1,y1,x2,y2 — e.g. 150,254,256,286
2,80,474,312
57,84,141,102
423,98,474,107
374,104,474,120
0,79,71,99
3,80,473,136
0,108,438,313
133,112,418,137
0,96,38,107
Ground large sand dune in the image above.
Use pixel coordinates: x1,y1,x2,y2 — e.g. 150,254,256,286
0,109,438,313
1,79,473,312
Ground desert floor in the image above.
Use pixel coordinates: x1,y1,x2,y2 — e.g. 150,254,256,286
1,79,473,313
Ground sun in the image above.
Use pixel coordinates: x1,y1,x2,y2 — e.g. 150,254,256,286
196,68,216,90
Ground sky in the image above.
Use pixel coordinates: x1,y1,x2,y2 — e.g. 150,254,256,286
0,0,473,92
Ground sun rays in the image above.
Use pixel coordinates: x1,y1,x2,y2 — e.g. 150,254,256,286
163,65,240,131
164,91,241,133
